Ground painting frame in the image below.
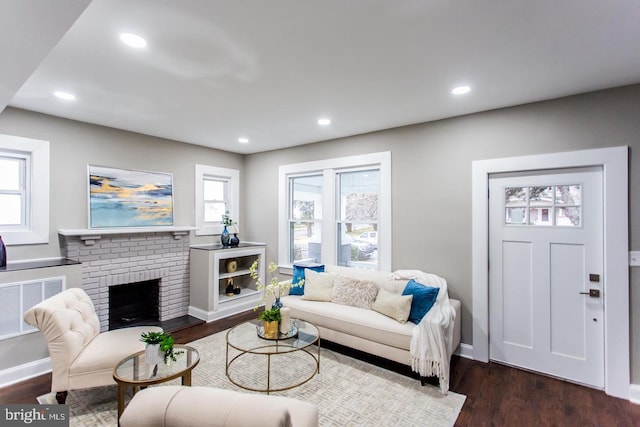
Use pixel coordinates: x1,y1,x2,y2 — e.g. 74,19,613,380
87,165,175,228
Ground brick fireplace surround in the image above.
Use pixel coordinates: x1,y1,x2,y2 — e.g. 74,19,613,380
60,230,191,331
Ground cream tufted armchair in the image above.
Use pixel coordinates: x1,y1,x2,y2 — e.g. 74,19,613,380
23,287,163,404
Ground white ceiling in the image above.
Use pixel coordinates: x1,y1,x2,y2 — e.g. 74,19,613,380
5,0,640,154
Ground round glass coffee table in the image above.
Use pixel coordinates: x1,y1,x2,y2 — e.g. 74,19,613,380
226,319,320,393
113,345,199,421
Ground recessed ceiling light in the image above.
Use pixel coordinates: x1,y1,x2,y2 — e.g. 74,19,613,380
451,86,471,95
317,118,331,126
238,137,249,144
53,91,76,101
120,33,147,48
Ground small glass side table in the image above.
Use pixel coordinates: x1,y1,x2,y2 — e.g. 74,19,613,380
113,345,199,422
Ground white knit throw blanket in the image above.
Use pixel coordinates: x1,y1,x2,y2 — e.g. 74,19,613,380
392,270,456,394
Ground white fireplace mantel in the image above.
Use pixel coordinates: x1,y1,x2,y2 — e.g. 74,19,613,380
58,226,197,245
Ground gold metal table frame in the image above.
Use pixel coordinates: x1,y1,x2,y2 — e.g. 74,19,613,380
225,319,320,394
113,345,199,424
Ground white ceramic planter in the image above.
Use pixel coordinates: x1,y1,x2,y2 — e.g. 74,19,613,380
145,343,161,366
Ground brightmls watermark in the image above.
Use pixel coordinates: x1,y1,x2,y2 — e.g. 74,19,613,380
1,405,68,426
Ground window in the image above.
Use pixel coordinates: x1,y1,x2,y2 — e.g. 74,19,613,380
288,175,323,263
0,155,25,227
195,164,239,235
0,134,49,245
337,169,380,269
504,184,582,227
279,152,391,271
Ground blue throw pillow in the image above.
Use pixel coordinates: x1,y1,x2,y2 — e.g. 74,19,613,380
290,263,325,295
402,279,439,324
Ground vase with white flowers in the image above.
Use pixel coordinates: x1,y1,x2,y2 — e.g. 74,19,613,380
249,260,292,309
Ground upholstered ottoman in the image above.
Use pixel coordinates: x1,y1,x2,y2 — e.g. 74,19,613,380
119,385,319,427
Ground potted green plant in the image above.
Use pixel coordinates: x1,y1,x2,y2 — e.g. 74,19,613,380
140,331,184,365
258,306,281,339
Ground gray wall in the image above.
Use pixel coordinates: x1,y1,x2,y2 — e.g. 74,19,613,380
0,107,243,261
1,84,639,383
244,84,640,382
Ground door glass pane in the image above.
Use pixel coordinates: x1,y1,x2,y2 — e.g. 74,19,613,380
529,186,553,206
290,222,321,262
557,207,581,226
0,194,22,225
555,185,581,205
529,207,553,226
505,187,526,206
505,207,526,224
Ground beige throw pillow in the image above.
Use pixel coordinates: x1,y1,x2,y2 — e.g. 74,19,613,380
301,269,336,302
372,288,413,323
331,276,379,309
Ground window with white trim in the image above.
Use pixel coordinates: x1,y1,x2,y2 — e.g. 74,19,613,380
0,154,26,227
279,152,391,271
0,135,49,245
195,164,239,235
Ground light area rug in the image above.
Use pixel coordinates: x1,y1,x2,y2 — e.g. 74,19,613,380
39,329,465,426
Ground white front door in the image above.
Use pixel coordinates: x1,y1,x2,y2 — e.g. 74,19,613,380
489,167,604,388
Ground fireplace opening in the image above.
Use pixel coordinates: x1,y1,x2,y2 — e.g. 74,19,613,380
109,279,160,330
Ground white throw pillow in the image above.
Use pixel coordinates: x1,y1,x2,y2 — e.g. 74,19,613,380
301,269,336,302
331,276,379,310
372,288,413,323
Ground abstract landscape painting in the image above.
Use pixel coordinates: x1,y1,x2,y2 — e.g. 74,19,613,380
88,165,174,228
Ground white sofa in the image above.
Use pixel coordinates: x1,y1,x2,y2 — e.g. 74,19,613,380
119,385,319,427
277,265,461,381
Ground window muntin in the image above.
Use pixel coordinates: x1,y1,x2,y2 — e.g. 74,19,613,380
288,175,323,263
504,184,582,227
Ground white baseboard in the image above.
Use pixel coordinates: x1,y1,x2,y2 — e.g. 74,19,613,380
187,306,215,322
0,357,51,388
629,384,640,405
454,343,473,359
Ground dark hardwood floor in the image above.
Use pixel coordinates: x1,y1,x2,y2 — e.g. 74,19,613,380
2,310,639,426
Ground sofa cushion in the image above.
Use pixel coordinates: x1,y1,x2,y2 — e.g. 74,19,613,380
301,269,336,302
282,295,415,350
291,263,325,296
331,276,378,309
372,289,413,323
402,279,440,324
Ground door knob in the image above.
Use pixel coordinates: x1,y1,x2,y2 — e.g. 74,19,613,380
579,289,600,298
